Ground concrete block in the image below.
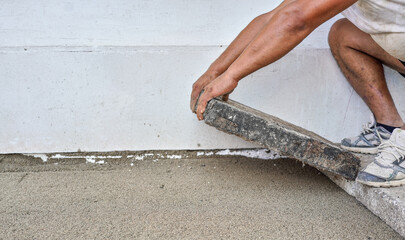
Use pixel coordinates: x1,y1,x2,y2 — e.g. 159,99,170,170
203,98,360,179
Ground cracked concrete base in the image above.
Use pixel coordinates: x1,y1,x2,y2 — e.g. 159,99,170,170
203,98,360,179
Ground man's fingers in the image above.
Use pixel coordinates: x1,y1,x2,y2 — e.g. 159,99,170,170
193,89,205,113
196,84,230,120
196,91,212,121
190,85,202,113
190,96,197,113
196,99,207,121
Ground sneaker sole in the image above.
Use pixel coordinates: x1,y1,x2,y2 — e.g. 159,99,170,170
341,145,378,154
356,177,405,188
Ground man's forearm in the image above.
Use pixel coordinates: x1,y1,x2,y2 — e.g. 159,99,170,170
224,0,357,81
193,0,357,120
207,13,273,76
207,1,295,77
224,6,313,81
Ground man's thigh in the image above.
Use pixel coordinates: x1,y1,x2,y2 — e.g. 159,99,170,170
329,19,405,75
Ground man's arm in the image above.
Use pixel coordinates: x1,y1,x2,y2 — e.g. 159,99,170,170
190,0,296,112
194,0,357,120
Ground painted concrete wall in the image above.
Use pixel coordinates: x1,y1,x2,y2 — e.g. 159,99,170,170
1,0,331,47
1,1,405,153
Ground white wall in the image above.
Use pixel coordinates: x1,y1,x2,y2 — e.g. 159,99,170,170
1,0,332,47
1,1,404,153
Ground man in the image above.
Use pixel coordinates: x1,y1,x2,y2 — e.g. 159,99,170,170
190,0,405,187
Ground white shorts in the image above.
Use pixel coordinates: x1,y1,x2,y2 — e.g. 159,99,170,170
371,33,405,61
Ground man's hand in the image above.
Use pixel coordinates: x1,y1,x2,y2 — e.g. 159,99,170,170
190,72,218,113
190,0,357,120
194,73,238,120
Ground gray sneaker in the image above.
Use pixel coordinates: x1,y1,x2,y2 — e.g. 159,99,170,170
356,128,405,187
341,122,392,154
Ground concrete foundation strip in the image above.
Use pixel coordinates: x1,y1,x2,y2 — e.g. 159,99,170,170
203,98,360,179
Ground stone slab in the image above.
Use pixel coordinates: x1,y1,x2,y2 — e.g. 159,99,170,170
203,98,360,179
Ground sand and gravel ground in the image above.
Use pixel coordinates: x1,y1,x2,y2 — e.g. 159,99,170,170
0,155,402,239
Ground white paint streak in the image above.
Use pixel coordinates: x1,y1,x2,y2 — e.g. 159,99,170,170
197,151,214,157
84,157,104,164
86,156,96,164
215,149,282,160
95,156,121,159
50,154,121,159
134,156,145,160
47,154,120,164
132,153,159,161
45,150,281,164
131,153,182,161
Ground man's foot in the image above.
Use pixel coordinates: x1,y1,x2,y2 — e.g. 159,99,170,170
356,128,405,187
341,122,391,154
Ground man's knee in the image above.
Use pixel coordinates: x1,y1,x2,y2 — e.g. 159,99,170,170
328,19,352,52
329,18,368,52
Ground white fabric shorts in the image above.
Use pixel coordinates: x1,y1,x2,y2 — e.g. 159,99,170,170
371,33,405,62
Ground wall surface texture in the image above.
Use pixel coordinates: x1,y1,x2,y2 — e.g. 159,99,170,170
1,0,405,153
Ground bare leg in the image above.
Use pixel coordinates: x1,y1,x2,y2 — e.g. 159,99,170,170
328,19,405,128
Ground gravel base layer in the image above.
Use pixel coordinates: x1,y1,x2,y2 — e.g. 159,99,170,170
0,155,402,239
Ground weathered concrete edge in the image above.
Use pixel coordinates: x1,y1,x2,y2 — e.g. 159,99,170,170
324,172,405,238
203,98,360,179
0,148,283,171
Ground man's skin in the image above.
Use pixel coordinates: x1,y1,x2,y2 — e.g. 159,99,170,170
190,0,405,131
328,19,405,129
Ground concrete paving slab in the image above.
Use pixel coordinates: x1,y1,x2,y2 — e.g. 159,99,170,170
203,98,360,179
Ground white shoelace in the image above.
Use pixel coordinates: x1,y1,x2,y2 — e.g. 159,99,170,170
376,140,405,165
361,122,374,134
361,122,383,142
